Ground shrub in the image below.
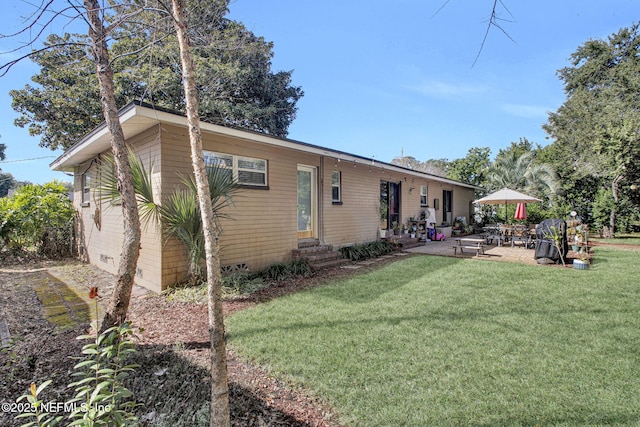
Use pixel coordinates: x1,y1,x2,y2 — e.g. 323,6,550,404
15,322,139,427
0,181,73,254
258,258,314,281
340,240,394,262
165,259,314,303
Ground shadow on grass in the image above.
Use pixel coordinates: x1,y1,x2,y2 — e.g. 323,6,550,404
128,344,317,427
227,303,636,341
313,255,463,304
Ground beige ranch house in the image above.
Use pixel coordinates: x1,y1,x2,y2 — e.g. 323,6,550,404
51,102,477,293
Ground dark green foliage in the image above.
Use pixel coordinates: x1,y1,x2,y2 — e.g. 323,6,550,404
11,1,303,151
259,258,314,281
15,323,139,427
221,273,266,296
447,147,491,187
0,172,16,198
544,23,640,233
67,322,139,426
0,181,74,254
287,257,315,277
339,240,394,262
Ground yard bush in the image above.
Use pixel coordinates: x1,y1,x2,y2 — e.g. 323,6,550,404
0,181,73,255
166,258,313,303
259,258,314,281
15,322,139,427
339,240,394,261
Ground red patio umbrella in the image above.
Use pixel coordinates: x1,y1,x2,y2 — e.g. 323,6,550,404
514,202,527,220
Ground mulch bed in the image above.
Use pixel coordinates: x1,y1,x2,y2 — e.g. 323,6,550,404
0,255,402,426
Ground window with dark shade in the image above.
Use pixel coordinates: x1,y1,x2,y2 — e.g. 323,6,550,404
331,171,341,202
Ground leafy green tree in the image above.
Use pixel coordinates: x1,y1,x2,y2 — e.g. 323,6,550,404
10,0,303,151
0,143,14,197
390,156,449,177
495,138,537,162
0,172,16,198
544,23,640,234
447,147,491,187
0,181,73,251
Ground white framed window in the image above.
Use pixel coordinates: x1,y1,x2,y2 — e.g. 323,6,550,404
420,185,428,207
331,171,341,203
203,151,267,187
82,172,91,205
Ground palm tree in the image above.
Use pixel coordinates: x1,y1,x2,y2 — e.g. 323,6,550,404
162,166,238,280
487,151,559,198
99,149,238,282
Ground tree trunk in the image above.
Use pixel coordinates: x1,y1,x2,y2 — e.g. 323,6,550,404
609,174,623,238
84,0,141,331
170,0,231,425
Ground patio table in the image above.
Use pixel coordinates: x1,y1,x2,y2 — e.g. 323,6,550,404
452,237,486,256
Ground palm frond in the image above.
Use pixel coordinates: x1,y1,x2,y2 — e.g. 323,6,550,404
95,146,161,228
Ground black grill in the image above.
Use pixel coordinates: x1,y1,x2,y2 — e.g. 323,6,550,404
534,219,568,264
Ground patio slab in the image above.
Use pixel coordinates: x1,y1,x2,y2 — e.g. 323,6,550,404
404,235,539,266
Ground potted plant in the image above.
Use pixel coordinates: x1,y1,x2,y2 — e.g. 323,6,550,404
573,249,589,270
409,223,417,238
573,231,584,251
452,220,463,236
392,221,401,235
567,227,579,252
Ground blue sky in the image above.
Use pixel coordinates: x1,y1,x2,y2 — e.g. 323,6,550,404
0,0,638,184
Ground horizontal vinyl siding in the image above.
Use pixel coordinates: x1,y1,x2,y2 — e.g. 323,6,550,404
159,125,320,278
321,166,475,246
130,128,163,292
322,163,380,245
74,126,163,293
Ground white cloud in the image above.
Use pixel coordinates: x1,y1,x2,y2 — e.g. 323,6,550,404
408,81,488,98
501,103,551,119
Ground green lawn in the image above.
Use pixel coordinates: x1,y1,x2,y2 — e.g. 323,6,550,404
226,247,640,426
591,234,640,246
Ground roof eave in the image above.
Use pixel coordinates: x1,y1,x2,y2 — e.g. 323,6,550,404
50,102,478,190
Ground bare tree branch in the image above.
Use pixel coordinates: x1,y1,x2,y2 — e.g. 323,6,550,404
472,0,516,67
0,3,82,53
0,41,88,77
430,0,452,19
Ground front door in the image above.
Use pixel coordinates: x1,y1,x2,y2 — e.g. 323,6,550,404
443,190,453,224
380,180,400,229
297,165,317,239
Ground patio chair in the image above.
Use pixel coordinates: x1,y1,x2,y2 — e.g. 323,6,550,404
511,224,529,248
483,224,505,246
